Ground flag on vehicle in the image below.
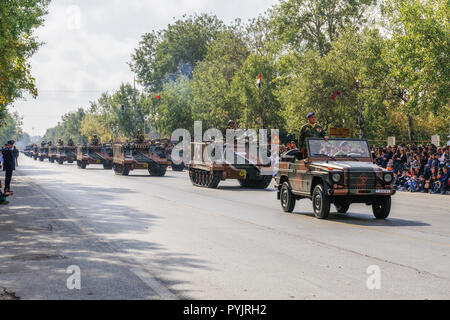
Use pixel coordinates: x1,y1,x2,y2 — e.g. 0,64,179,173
156,95,161,99
257,74,261,88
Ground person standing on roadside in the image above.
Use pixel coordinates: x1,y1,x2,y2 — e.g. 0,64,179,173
13,146,19,166
2,140,16,194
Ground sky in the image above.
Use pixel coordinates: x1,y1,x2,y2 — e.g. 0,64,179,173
13,0,279,136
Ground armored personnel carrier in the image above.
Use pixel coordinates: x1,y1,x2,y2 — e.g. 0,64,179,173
187,140,273,189
76,143,114,169
160,138,185,171
32,144,39,160
112,142,168,176
23,145,33,157
48,143,57,163
55,145,77,164
275,138,395,219
38,143,49,161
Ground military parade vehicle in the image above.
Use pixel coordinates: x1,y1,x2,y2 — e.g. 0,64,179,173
47,142,57,163
55,145,77,164
275,138,395,219
23,145,33,157
160,138,185,171
76,143,114,169
112,141,169,176
31,144,39,160
38,142,49,161
187,139,273,189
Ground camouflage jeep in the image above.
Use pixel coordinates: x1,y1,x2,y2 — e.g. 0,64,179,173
275,138,395,219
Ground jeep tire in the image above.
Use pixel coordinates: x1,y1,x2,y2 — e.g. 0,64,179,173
312,184,330,219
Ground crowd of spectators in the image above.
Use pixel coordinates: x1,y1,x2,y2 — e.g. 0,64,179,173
371,144,450,195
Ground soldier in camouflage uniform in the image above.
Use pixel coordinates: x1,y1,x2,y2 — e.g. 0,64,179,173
57,139,64,146
91,134,100,146
135,130,145,144
67,138,74,146
299,112,328,157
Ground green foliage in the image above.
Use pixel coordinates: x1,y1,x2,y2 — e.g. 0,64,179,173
0,111,23,145
42,108,86,144
130,14,224,92
0,0,50,108
42,0,449,145
271,0,376,56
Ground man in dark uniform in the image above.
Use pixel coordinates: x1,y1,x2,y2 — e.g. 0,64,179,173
135,130,145,144
67,138,74,146
299,112,328,156
2,140,16,194
57,139,64,146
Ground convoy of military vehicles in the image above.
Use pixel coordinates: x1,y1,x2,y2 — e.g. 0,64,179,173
22,135,395,220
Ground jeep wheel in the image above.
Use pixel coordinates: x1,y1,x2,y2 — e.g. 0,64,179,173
312,184,330,219
335,202,350,214
280,182,296,213
372,196,391,219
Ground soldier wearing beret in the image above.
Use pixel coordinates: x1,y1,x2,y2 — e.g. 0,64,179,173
299,112,328,156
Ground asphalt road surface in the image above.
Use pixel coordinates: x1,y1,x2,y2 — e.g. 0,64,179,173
1,156,449,299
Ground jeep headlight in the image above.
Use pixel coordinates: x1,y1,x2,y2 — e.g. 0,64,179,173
332,172,341,183
384,173,393,183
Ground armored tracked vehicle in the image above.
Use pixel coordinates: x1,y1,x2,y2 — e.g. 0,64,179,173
38,143,49,161
23,145,33,157
32,144,39,160
55,145,77,164
187,140,273,189
275,138,395,219
112,142,168,176
160,139,185,171
48,144,57,163
76,143,114,169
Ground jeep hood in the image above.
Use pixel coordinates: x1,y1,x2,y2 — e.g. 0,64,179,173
312,161,382,171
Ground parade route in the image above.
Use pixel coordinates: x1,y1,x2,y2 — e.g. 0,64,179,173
1,156,449,299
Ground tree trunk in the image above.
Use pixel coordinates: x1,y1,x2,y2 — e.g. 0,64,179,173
407,115,415,142
357,100,365,138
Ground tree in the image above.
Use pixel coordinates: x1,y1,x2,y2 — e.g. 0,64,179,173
0,0,50,108
130,14,224,92
231,53,283,129
276,27,389,139
271,0,376,56
382,0,450,141
190,26,250,129
0,111,23,145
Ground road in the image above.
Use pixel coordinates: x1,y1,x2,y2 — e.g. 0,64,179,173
1,155,449,299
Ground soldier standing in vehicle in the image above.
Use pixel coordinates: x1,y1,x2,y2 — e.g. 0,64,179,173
299,112,328,157
67,138,74,146
135,130,145,144
91,134,100,146
57,139,64,146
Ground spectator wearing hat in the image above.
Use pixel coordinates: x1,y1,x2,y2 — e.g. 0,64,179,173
298,112,328,157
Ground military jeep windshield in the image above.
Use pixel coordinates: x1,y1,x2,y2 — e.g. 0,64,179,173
308,138,370,158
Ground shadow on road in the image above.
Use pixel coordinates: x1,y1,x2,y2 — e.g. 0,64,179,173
291,210,430,227
0,174,212,299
